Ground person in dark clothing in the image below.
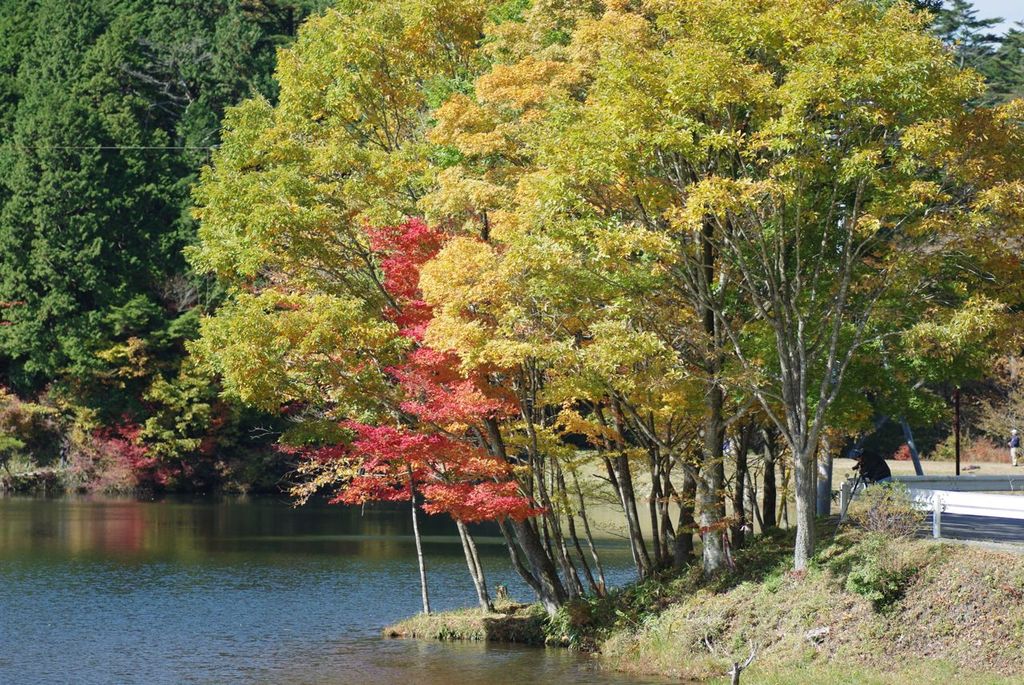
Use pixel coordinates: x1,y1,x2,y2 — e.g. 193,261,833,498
851,449,892,484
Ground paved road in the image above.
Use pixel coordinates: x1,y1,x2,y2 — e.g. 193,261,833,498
927,513,1024,544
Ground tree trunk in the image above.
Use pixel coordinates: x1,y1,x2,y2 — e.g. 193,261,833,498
746,470,763,532
675,462,698,567
510,518,567,615
731,426,752,548
659,466,676,567
410,484,431,615
572,470,607,595
778,453,790,528
605,402,653,578
815,433,833,517
700,383,727,575
484,418,567,613
498,518,542,594
761,431,777,530
457,520,493,612
555,462,599,595
699,216,728,576
523,410,583,599
604,452,652,579
648,447,665,567
792,445,816,570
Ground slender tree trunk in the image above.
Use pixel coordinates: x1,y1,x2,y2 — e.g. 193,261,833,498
498,518,542,594
675,463,698,567
409,480,430,615
605,403,653,578
699,217,728,576
510,518,567,615
555,462,599,595
523,408,583,598
457,520,493,612
547,461,585,598
731,426,752,549
746,470,763,532
778,453,790,528
484,418,567,613
816,433,833,517
648,447,665,567
659,466,676,566
761,432,777,530
700,384,728,575
615,452,653,577
572,470,607,595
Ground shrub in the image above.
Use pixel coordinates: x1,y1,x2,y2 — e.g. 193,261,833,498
0,390,62,470
848,482,924,539
964,437,1009,463
892,443,912,461
66,423,173,494
845,534,920,612
929,434,1006,463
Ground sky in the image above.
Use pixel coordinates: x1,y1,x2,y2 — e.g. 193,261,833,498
965,0,1024,33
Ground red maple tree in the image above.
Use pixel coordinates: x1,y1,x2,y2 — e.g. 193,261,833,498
293,219,537,524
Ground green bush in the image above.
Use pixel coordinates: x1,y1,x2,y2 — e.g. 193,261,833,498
848,482,925,538
845,534,919,612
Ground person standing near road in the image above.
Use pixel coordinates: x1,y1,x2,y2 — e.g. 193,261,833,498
851,449,892,484
1009,429,1020,467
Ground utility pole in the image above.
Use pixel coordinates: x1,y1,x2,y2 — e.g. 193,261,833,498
954,387,961,477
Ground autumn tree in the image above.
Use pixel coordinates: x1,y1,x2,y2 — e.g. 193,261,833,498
189,1,618,613
422,0,1024,572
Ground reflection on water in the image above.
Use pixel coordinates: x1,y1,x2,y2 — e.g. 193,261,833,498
0,496,668,685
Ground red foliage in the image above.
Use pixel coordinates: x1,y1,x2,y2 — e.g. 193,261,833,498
368,218,444,340
324,422,540,522
91,423,175,490
370,219,516,424
963,437,1008,464
892,443,912,461
291,219,537,524
420,481,539,523
390,347,514,424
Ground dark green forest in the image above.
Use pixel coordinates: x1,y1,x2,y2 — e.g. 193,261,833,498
0,0,1022,494
0,0,328,492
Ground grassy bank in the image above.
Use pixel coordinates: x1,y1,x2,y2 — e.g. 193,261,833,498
384,602,547,644
599,528,1024,683
389,523,1024,684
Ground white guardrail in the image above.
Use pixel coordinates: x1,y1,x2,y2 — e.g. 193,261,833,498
839,474,1024,539
908,489,1024,538
892,474,1024,492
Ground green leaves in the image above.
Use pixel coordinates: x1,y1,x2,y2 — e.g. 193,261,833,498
192,292,402,413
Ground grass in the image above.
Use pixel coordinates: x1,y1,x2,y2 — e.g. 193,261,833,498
390,520,1024,683
598,525,1024,683
735,660,1022,685
384,602,547,645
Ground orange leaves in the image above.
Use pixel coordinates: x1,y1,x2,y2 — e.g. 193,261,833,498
476,56,575,111
430,95,505,155
555,408,618,447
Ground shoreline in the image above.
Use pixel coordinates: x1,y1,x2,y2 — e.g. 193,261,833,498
385,526,1024,684
384,602,548,645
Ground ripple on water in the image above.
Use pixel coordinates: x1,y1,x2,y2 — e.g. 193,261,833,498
0,496,666,685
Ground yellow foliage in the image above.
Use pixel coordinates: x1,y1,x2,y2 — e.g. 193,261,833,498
477,57,578,110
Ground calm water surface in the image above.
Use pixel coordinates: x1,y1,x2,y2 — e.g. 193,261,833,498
0,496,670,685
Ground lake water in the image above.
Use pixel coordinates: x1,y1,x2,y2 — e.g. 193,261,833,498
0,496,670,684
